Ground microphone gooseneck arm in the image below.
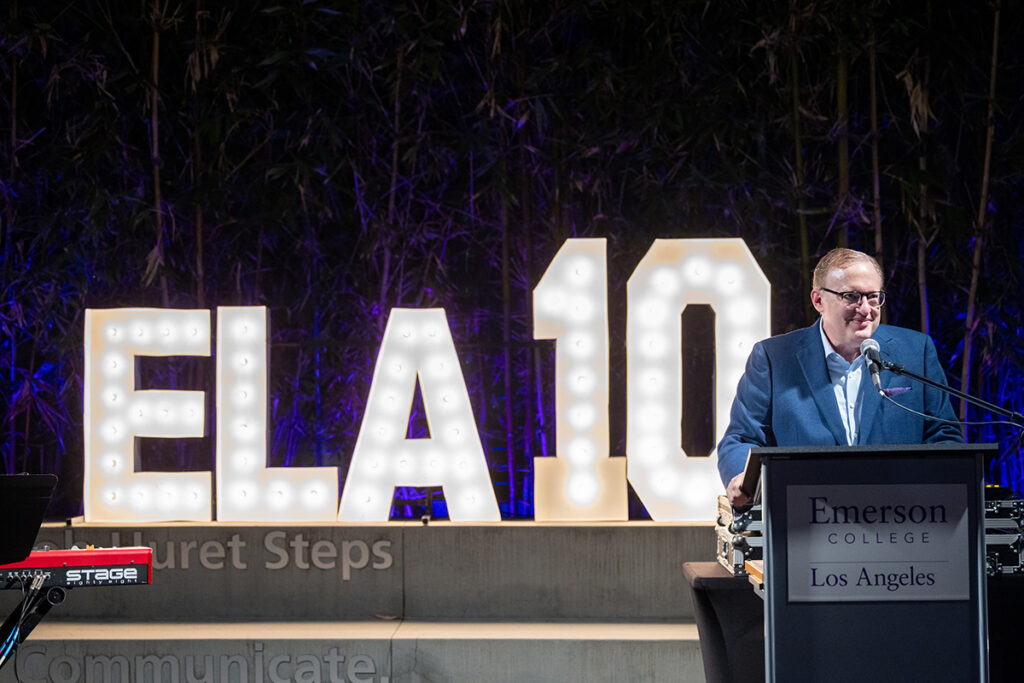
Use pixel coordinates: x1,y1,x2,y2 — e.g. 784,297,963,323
881,359,1024,429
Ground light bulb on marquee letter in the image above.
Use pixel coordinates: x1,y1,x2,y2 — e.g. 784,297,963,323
84,308,211,522
532,239,626,521
338,308,500,522
626,239,770,521
215,307,338,522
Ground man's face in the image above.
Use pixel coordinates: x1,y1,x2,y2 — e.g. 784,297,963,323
810,260,883,359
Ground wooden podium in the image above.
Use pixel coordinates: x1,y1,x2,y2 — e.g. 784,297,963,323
749,443,993,683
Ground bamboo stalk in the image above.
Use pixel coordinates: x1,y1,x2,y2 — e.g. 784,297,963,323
4,0,19,474
836,36,849,249
151,0,170,308
959,0,1001,422
916,47,932,335
869,34,885,322
791,49,810,321
379,47,403,332
517,10,533,511
193,1,206,310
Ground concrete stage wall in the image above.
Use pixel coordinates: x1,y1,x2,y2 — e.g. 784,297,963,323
22,522,714,622
0,522,716,682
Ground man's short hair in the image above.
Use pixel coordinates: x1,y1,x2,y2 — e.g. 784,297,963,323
812,248,884,289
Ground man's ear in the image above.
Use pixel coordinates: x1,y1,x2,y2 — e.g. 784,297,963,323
810,289,824,314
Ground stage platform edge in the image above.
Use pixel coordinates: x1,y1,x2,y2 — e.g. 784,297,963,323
0,620,705,683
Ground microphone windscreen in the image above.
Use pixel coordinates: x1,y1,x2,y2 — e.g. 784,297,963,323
859,338,880,356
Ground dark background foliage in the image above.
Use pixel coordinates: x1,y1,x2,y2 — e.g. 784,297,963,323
2,0,1022,518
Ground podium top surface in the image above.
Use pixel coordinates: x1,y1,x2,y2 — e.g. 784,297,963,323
749,442,997,459
742,443,995,501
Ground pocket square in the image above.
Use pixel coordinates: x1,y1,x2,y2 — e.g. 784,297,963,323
883,386,912,397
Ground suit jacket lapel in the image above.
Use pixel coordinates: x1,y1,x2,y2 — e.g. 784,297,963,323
797,321,848,445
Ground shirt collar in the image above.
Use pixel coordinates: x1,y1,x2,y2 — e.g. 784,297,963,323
817,318,865,371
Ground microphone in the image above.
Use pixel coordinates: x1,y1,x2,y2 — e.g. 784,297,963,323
860,338,883,392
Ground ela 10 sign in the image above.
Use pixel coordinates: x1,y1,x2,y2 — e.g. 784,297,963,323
83,238,769,524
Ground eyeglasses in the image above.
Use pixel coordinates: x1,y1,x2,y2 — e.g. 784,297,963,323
820,288,886,308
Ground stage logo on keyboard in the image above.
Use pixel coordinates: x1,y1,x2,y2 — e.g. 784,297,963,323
65,566,144,587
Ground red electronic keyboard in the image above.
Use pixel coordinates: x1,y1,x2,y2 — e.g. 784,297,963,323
0,547,153,589
0,547,153,669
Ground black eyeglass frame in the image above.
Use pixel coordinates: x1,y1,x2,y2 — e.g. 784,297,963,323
819,287,886,307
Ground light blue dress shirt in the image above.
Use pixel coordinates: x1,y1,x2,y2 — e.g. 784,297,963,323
818,324,867,445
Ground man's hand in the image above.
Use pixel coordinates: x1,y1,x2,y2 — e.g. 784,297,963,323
727,472,751,508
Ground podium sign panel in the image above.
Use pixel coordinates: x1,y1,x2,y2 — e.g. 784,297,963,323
755,443,992,683
785,483,970,602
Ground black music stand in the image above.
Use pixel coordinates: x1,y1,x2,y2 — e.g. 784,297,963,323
0,474,57,564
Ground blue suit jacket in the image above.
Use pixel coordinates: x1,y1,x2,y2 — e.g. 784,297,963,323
717,320,963,485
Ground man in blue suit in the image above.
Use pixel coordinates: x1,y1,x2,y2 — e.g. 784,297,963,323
717,248,963,507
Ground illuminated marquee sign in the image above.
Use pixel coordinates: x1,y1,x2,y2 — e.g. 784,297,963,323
338,308,501,522
83,238,769,524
